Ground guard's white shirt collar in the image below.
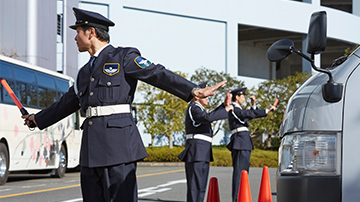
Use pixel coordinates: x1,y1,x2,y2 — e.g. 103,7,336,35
194,101,205,111
233,102,242,109
93,44,110,57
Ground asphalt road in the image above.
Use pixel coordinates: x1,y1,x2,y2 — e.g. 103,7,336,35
0,165,277,202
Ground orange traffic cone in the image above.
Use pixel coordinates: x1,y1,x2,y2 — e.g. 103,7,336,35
206,177,220,202
258,166,272,202
238,170,252,202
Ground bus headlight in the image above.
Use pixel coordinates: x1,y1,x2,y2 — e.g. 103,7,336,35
278,132,341,176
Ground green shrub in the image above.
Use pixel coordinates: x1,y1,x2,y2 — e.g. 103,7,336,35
144,146,183,162
143,145,278,167
211,145,232,166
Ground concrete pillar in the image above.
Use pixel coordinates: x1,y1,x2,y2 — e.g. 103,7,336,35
271,62,276,79
27,0,38,65
354,0,360,17
314,54,321,74
227,21,238,76
302,35,312,74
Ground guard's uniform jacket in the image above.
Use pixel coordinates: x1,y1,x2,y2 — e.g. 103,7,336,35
226,103,267,151
227,102,267,202
178,101,228,162
178,100,228,202
35,45,196,168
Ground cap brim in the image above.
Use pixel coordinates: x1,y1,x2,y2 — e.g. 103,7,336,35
69,23,109,31
69,24,80,30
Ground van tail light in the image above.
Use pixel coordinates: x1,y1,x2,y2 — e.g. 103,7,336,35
278,132,341,176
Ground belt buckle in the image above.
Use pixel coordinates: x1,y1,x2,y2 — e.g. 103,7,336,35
186,134,194,140
86,106,98,118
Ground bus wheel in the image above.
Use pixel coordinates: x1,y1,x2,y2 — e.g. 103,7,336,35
51,144,67,178
0,143,9,185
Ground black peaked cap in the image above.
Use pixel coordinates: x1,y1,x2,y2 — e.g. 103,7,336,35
69,7,115,31
230,87,247,96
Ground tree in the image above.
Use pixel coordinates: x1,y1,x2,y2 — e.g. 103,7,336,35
190,67,245,137
1,48,20,58
136,71,188,148
247,72,311,139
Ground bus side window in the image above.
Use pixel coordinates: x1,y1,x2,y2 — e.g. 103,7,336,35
55,78,69,100
14,67,36,107
37,73,57,107
15,82,27,106
0,60,15,103
39,87,47,107
28,84,37,107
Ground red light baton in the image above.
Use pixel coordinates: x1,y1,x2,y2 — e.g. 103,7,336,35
1,79,36,128
274,98,279,107
227,92,232,105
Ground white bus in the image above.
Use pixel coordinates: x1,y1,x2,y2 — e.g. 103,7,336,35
0,55,84,185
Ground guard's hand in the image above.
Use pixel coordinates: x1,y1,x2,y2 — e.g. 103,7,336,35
194,81,227,98
250,95,256,107
225,104,234,112
269,105,277,112
21,114,38,128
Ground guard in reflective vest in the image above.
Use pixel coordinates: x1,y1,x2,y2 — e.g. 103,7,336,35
178,81,233,202
22,7,227,202
226,87,276,202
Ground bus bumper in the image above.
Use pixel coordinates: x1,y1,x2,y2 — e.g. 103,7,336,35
277,175,341,202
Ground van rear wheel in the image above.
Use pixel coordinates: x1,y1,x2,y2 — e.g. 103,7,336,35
51,144,67,178
0,143,9,185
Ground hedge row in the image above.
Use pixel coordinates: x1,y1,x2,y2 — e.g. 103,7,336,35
143,145,278,168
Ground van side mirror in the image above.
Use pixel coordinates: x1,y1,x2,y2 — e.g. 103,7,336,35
307,11,327,54
322,81,343,103
266,39,294,62
266,11,343,103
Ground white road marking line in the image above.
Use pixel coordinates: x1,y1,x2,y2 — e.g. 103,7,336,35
60,198,83,202
138,179,186,198
22,184,46,188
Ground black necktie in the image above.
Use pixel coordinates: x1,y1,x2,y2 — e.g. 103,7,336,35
89,56,96,72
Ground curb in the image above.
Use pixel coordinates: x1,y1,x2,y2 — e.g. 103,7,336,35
137,162,185,167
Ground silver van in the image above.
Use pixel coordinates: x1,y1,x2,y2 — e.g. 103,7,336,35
267,11,360,202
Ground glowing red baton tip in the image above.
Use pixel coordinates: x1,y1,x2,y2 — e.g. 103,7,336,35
1,79,24,110
274,98,279,107
1,79,36,128
227,92,232,105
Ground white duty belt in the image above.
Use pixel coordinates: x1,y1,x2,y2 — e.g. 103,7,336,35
231,127,249,135
186,134,213,143
86,104,131,118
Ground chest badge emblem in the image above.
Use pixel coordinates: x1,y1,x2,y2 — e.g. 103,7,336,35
103,63,120,76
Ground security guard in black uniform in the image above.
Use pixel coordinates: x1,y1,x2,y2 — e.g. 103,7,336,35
22,7,227,202
226,87,276,202
178,81,233,202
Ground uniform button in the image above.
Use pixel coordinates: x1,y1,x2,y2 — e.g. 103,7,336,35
90,92,94,96
90,77,95,82
79,92,83,96
88,121,93,126
107,82,111,86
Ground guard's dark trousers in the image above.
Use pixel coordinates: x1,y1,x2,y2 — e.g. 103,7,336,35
231,150,251,202
81,162,137,202
185,161,210,202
